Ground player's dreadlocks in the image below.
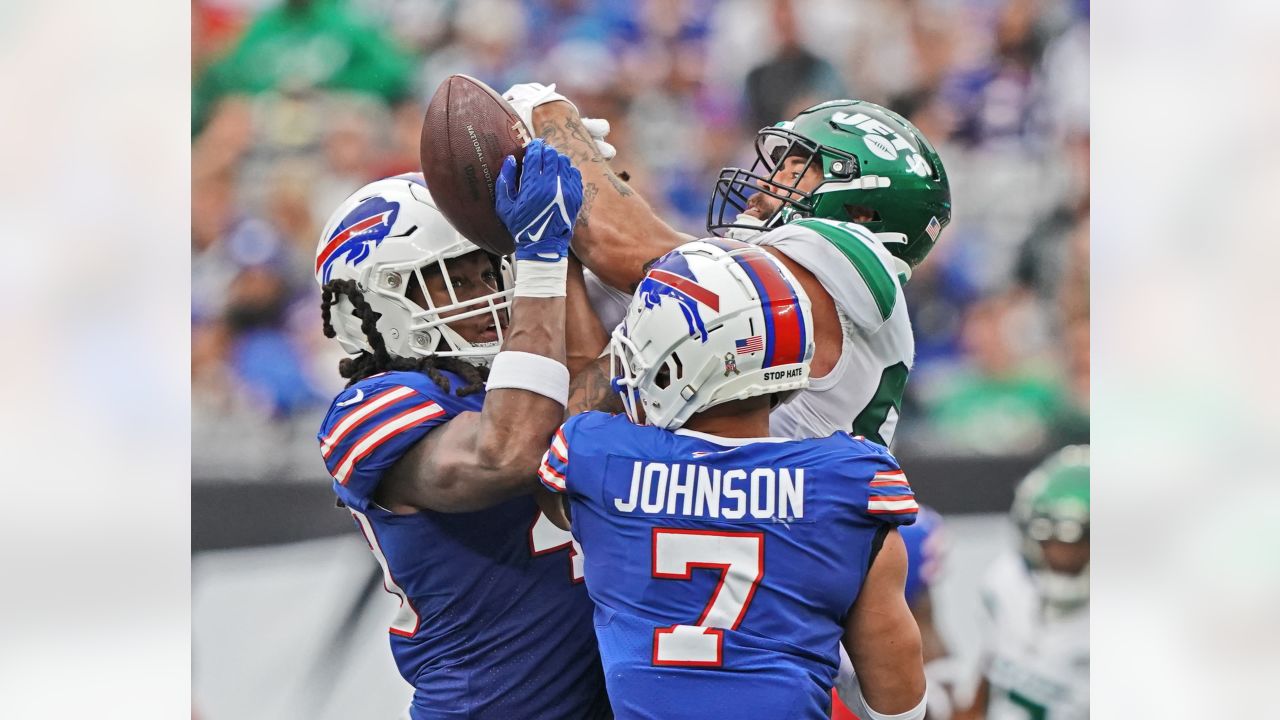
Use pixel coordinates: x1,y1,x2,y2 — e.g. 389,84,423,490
320,278,488,395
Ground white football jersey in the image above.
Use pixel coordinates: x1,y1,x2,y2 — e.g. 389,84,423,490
976,551,1089,720
584,218,913,445
746,218,913,445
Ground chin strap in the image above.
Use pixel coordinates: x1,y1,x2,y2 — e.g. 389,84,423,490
872,233,913,285
436,325,500,368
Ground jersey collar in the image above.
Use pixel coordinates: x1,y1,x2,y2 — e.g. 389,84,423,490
673,428,790,446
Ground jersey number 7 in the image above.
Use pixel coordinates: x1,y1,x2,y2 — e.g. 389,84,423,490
651,528,764,667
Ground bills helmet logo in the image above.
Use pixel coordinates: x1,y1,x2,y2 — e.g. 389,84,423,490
637,252,721,341
315,196,402,283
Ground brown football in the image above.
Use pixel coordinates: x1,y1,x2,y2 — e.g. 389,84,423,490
420,74,530,256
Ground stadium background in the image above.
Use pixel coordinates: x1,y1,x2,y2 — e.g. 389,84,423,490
191,0,1088,717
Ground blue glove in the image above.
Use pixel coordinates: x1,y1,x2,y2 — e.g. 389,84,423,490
495,138,583,262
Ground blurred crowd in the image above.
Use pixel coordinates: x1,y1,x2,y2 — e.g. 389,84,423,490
192,0,1089,478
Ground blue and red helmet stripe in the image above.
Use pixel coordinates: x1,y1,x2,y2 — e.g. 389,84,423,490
729,250,807,369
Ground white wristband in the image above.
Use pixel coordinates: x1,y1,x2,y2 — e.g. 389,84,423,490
835,656,928,720
485,350,570,406
514,258,568,298
852,686,928,720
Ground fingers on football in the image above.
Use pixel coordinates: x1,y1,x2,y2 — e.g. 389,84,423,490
523,138,545,180
496,155,519,204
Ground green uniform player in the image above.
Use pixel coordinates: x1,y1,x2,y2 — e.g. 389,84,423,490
962,446,1090,720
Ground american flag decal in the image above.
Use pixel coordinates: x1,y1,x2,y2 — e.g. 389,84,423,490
735,336,764,354
925,215,942,241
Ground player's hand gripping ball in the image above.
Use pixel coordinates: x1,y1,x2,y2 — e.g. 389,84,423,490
495,139,583,263
419,74,529,255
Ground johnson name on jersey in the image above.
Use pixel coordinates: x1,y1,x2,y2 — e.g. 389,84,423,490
539,411,919,720
317,370,610,720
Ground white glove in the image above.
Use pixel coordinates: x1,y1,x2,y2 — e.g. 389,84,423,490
503,82,617,160
579,116,616,160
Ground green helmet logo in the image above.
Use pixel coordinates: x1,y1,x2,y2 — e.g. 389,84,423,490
708,99,951,268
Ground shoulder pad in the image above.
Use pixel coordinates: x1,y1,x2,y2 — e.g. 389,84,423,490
318,373,455,508
761,219,902,331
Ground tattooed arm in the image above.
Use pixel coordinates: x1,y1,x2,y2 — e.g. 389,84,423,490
532,102,693,292
565,254,608,376
566,354,622,417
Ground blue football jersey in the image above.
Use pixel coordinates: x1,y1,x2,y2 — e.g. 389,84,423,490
539,412,919,720
318,370,609,720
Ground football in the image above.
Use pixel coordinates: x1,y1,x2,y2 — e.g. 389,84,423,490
420,74,530,256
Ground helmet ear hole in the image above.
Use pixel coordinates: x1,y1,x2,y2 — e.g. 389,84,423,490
842,205,882,224
654,363,672,390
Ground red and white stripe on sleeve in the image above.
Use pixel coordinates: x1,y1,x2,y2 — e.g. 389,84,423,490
866,468,919,521
538,426,571,493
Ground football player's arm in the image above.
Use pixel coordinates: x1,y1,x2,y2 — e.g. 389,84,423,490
535,485,572,531
378,140,581,514
566,354,623,417
912,589,950,665
565,252,623,416
566,254,608,376
531,101,694,291
841,529,928,718
376,294,567,513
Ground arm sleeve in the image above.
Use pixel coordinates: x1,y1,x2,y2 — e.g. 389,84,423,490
862,455,920,527
317,383,449,511
537,419,576,495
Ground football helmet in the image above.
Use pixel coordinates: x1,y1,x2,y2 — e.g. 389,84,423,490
610,239,815,430
1012,445,1090,609
315,173,512,365
708,99,951,270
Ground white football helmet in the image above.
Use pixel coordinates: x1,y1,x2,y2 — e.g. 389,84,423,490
315,173,512,365
610,239,815,430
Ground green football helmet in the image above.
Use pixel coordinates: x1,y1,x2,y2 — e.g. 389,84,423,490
1012,445,1090,609
708,99,951,269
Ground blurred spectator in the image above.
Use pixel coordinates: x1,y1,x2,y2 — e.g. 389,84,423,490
418,0,529,99
925,293,1068,455
743,0,845,131
193,0,414,133
222,265,324,417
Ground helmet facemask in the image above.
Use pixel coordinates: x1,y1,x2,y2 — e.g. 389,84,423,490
709,100,952,270
609,326,646,425
365,250,513,368
1020,515,1090,614
708,127,859,239
318,174,516,369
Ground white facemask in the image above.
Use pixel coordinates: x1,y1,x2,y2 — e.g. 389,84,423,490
438,324,501,368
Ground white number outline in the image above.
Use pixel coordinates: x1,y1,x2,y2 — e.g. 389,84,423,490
350,509,420,637
528,510,584,583
650,528,765,667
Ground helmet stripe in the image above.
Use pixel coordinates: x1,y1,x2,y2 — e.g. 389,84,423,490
732,251,807,368
315,212,393,276
646,269,721,311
